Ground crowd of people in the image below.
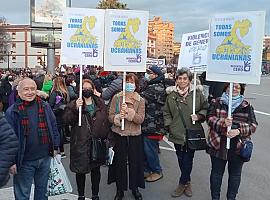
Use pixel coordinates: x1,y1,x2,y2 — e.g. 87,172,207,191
0,65,257,200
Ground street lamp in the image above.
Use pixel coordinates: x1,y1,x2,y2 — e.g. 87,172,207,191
7,50,13,70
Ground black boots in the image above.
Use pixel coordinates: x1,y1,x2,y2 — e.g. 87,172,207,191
114,188,142,200
132,188,143,200
92,196,100,200
78,195,99,200
114,190,124,200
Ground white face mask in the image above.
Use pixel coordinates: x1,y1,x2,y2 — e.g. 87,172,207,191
145,73,150,81
71,82,76,87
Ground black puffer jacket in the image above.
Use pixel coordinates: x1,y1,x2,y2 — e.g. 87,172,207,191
0,113,18,187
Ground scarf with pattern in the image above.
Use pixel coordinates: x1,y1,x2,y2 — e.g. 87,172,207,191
177,85,190,99
16,96,50,144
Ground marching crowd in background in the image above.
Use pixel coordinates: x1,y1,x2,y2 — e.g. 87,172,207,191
0,65,257,200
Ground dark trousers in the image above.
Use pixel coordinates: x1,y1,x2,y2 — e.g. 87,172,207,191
108,134,145,191
76,166,101,197
57,125,65,153
174,144,195,185
210,156,244,200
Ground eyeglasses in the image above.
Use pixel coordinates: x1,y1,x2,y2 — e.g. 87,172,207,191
233,85,241,89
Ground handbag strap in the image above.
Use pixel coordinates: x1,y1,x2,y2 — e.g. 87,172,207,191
85,114,93,138
174,98,187,129
174,98,189,152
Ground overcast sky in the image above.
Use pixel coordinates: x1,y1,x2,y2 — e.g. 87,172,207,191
1,0,269,41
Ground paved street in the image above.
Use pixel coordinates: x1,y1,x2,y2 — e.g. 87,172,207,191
1,76,270,200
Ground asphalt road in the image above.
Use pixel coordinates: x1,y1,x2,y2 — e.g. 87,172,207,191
2,75,270,200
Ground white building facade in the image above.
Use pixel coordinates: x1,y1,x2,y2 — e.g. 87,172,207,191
0,25,60,69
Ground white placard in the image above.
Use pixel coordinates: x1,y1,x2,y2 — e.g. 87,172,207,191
146,58,166,68
61,8,105,66
104,9,149,72
207,11,265,84
178,30,209,71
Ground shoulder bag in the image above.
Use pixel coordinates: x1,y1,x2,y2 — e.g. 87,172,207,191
85,115,108,163
175,100,207,151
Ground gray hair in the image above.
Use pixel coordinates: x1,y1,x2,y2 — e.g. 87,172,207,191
175,68,193,81
17,78,36,91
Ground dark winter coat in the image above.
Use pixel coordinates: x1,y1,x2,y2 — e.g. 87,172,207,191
0,77,12,104
63,96,110,174
206,98,257,160
141,75,167,135
0,114,18,188
5,100,60,169
163,86,208,145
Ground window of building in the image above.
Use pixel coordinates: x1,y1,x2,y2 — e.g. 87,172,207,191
12,32,16,35
12,56,16,60
12,43,16,48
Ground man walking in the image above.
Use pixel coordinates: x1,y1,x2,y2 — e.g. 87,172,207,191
5,78,60,200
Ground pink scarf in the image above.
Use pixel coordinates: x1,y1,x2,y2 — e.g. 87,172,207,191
177,86,190,99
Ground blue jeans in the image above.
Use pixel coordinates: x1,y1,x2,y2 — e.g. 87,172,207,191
210,156,244,200
174,144,195,185
144,137,162,174
14,156,51,200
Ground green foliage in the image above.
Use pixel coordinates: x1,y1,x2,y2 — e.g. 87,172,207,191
96,0,128,9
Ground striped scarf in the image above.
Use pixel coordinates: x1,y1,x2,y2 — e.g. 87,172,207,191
16,96,50,144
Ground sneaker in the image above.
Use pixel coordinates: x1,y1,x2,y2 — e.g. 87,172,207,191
144,172,151,179
145,173,163,182
61,153,67,158
184,181,192,197
171,183,186,197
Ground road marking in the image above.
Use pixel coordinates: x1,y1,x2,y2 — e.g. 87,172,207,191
159,146,175,152
162,137,175,151
255,110,270,116
250,93,270,97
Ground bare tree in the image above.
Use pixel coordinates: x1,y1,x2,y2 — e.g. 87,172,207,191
0,17,11,62
97,0,128,9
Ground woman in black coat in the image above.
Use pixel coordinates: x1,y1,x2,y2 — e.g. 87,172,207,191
0,113,18,188
63,79,110,200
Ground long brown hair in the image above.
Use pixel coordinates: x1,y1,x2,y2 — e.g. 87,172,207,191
51,76,70,102
126,73,140,93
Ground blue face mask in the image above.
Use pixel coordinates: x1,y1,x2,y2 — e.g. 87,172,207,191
125,83,136,92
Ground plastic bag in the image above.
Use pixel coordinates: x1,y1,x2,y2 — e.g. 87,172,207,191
47,155,72,196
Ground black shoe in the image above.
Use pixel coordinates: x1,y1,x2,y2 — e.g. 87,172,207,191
92,196,99,200
132,188,143,200
78,196,85,200
114,190,124,200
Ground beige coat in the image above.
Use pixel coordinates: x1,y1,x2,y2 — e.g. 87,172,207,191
109,92,145,136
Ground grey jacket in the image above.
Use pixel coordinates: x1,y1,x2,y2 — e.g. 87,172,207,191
102,76,123,101
0,113,18,187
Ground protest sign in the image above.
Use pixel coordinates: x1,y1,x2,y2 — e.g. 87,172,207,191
207,11,265,84
146,58,166,68
61,8,105,66
178,30,209,71
104,9,149,72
